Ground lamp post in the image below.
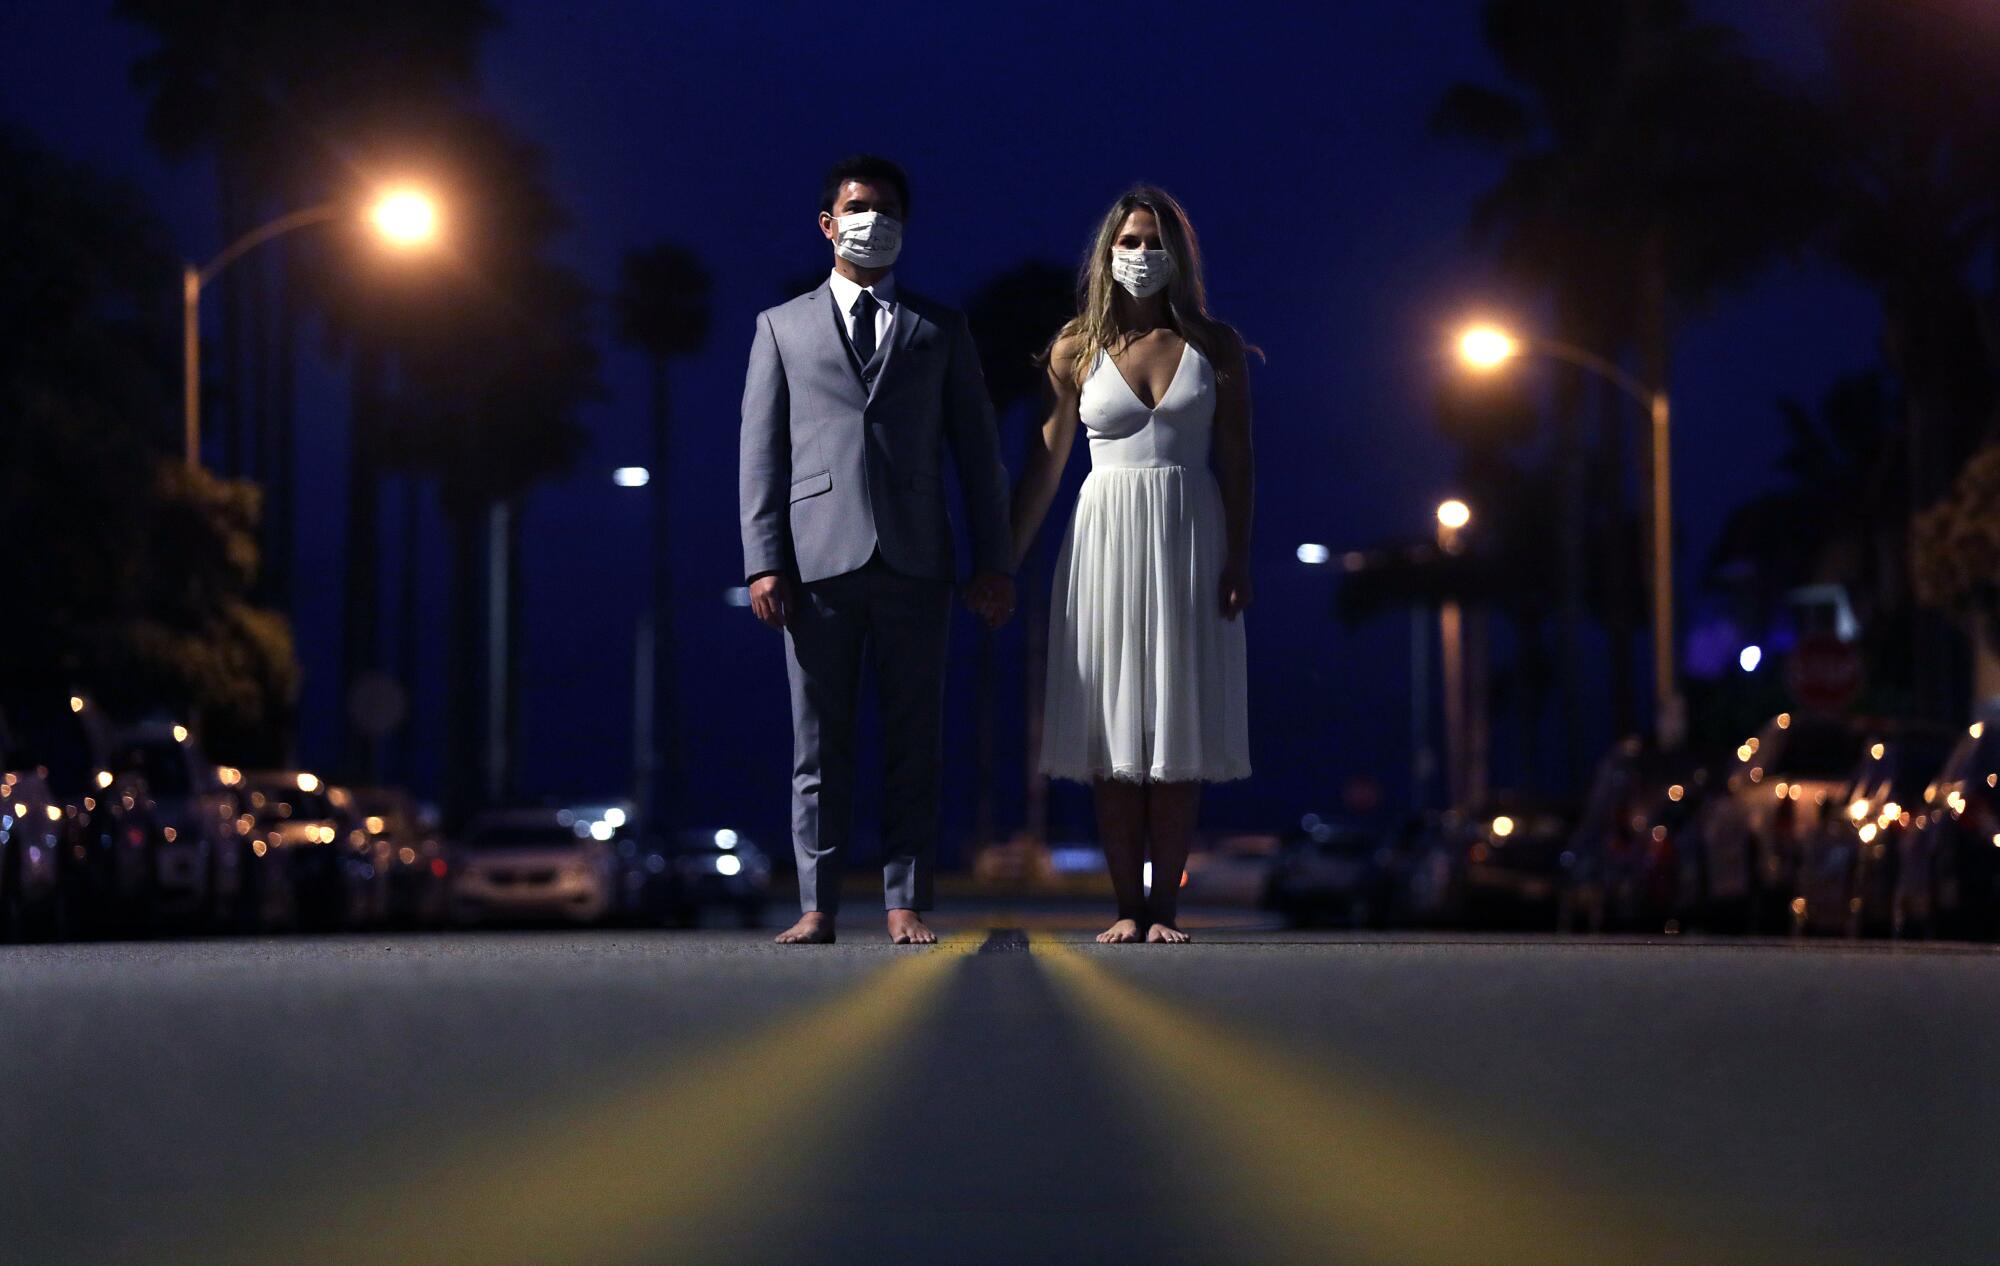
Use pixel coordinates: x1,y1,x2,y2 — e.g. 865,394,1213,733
182,189,439,469
1436,499,1471,808
612,467,657,819
1456,323,1684,749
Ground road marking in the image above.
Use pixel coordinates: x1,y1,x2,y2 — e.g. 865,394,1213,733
1031,939,1841,1266
204,936,977,1266
977,926,1030,953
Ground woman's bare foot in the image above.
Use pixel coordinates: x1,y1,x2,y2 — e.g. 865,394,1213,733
887,909,936,944
774,912,835,944
1145,921,1191,944
1096,918,1144,943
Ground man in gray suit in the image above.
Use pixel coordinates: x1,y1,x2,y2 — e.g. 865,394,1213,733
740,155,1015,944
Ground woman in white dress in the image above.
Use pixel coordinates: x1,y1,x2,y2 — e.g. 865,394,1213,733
1012,186,1255,944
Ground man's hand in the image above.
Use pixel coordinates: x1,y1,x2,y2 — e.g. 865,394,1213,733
965,572,1016,629
749,573,794,629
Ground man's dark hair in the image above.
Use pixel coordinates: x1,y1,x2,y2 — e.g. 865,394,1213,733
820,155,911,216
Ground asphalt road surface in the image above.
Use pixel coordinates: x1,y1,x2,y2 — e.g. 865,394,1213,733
3,908,1997,1265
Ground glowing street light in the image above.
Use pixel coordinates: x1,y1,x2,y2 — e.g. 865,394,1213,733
1436,499,1471,532
368,189,439,248
1457,324,1519,371
184,186,442,468
612,466,651,488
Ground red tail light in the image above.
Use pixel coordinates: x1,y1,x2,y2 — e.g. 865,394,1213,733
430,858,448,878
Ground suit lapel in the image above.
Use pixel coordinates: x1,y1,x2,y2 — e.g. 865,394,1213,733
866,297,924,403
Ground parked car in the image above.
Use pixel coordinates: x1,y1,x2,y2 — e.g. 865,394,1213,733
1794,724,1956,937
350,787,448,927
1899,718,2000,940
448,808,616,926
215,765,295,931
1262,814,1393,927
1459,798,1573,928
1183,833,1280,907
1564,739,1713,933
663,828,772,927
1683,712,1864,931
1397,810,1462,927
0,761,70,941
2,691,160,934
1399,799,1574,929
111,722,242,928
238,771,374,930
970,833,1057,885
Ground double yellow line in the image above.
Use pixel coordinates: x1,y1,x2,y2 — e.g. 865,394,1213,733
205,936,977,1266
1033,939,1834,1266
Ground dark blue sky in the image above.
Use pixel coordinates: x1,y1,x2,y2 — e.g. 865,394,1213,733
2,1,1877,849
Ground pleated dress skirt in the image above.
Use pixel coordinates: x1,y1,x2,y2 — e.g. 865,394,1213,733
1039,462,1251,785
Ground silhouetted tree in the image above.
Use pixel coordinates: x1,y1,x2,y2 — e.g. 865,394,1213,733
1815,0,2000,717
0,128,297,761
1434,0,1826,767
615,242,713,824
967,261,1076,842
116,0,497,579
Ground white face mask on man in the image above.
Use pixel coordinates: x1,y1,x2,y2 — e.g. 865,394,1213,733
832,210,904,270
1111,248,1174,299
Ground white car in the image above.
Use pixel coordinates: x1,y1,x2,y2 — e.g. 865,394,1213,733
1688,712,1862,930
449,809,616,926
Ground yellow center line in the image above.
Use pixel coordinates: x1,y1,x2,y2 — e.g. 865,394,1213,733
1032,939,1844,1266
204,936,978,1266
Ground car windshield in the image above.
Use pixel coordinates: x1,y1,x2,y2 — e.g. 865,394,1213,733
464,826,582,851
1889,737,1957,798
113,740,190,796
245,783,334,822
1769,722,1857,779
8,712,95,798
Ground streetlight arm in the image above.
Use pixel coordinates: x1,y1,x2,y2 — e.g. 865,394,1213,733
1528,336,1657,410
195,201,341,289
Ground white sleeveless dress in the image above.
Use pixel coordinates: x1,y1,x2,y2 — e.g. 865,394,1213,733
1040,340,1251,784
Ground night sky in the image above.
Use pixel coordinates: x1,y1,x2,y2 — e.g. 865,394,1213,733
2,1,1879,855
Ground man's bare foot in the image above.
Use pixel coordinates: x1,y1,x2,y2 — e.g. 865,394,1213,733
887,908,936,944
1096,918,1144,944
775,912,835,944
1146,921,1191,944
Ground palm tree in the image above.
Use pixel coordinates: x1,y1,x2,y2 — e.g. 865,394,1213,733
1433,0,1826,767
967,262,1078,843
1815,0,2000,718
614,243,713,827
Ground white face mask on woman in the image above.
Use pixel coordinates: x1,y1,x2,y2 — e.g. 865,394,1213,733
1111,248,1175,299
832,211,903,270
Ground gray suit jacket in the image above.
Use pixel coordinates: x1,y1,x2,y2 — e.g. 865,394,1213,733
739,279,1012,585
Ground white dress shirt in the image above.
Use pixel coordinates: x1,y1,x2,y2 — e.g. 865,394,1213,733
827,268,896,354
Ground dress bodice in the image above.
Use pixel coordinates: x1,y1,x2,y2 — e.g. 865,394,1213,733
1079,340,1215,470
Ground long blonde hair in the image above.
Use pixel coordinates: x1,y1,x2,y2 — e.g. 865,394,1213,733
1046,185,1249,390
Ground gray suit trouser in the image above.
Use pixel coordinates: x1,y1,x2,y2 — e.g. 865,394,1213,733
783,552,951,914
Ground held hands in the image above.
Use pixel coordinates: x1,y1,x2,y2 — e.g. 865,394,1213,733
1219,556,1253,620
749,573,793,629
965,571,1016,630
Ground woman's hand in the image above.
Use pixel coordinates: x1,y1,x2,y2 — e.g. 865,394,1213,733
1219,556,1253,620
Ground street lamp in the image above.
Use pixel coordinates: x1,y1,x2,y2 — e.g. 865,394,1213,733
182,187,440,468
1435,498,1472,807
1455,321,1683,749
1435,497,1471,544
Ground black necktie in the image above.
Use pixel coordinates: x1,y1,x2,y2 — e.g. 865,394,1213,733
851,290,879,365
